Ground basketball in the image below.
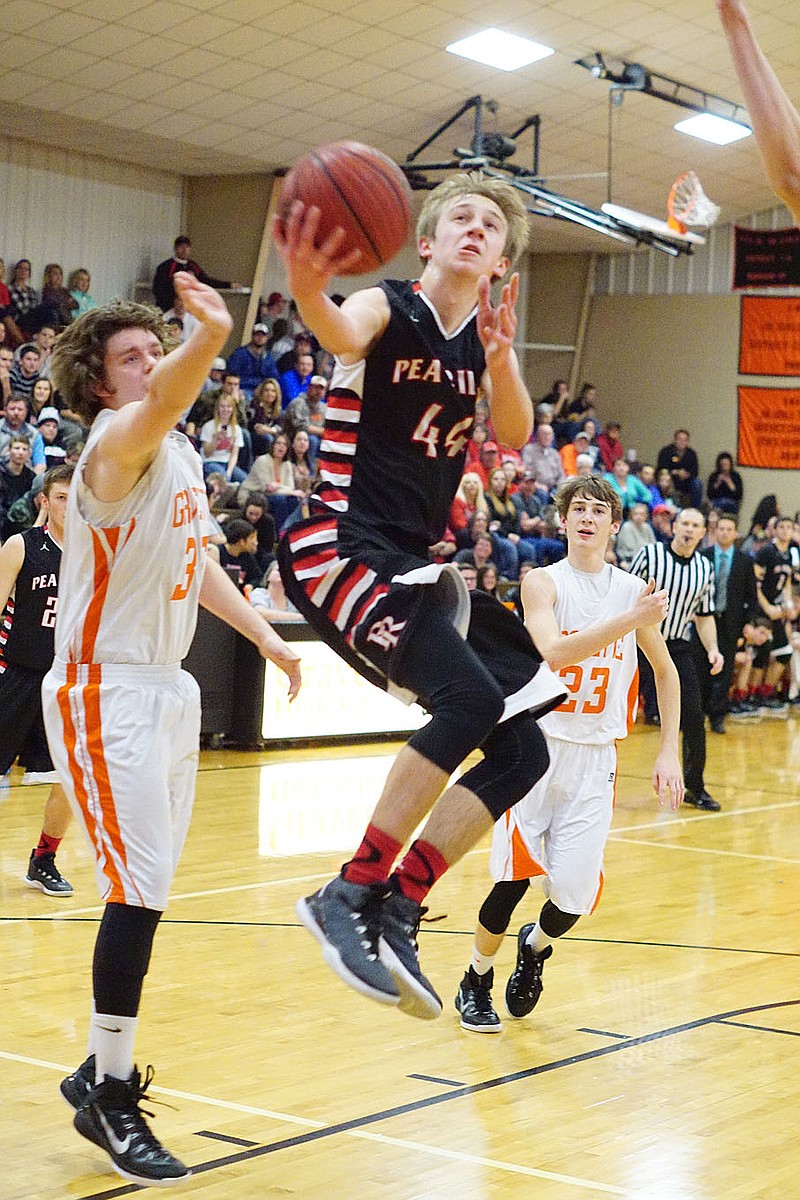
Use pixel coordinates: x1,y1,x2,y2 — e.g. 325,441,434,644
280,141,412,275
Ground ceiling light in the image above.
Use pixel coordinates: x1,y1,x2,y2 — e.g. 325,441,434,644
674,113,752,145
446,28,554,73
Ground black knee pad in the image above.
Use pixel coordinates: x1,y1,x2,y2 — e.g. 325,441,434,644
478,879,530,936
406,670,505,777
539,899,581,939
460,712,549,820
93,903,162,1017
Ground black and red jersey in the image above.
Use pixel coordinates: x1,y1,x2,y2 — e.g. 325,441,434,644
0,525,61,672
756,541,800,604
317,280,485,562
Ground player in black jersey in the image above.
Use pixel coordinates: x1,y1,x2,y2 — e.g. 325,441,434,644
0,464,74,895
274,173,566,1018
753,516,800,710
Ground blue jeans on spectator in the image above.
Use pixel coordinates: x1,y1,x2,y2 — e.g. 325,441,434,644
491,533,518,579
202,460,246,484
517,536,566,567
268,493,300,531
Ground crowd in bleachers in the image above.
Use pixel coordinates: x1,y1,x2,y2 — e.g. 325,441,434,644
1,254,799,725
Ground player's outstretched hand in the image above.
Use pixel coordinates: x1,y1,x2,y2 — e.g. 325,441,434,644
477,273,518,364
652,751,684,811
259,631,302,701
173,271,232,335
631,578,670,627
273,202,363,299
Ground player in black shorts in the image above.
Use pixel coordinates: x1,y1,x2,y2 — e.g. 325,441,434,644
753,516,800,710
0,464,74,894
274,173,566,1018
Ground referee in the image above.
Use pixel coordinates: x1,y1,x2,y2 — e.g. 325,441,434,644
631,509,724,812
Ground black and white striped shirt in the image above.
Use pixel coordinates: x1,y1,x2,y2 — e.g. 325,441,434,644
629,543,715,642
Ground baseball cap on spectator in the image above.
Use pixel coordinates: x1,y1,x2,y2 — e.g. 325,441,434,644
309,375,327,387
211,357,226,371
522,470,537,481
652,503,671,516
252,323,269,334
37,407,60,425
267,292,284,306
573,430,590,442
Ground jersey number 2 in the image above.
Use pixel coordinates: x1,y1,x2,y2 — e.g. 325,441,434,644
555,664,610,714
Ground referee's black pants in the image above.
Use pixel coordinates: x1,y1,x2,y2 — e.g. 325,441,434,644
666,638,706,795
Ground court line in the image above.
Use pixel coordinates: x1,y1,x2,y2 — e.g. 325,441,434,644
48,997,800,1200
608,835,800,865
718,1019,800,1037
611,795,800,835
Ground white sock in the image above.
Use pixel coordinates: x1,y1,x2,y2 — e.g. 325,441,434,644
470,948,496,976
525,923,553,955
91,1010,138,1083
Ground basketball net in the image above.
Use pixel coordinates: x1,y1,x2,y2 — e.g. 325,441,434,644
667,170,721,233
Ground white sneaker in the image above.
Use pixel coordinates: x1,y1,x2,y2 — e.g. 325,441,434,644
21,770,60,786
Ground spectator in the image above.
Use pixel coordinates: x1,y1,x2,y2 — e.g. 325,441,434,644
249,376,283,456
579,416,601,469
184,370,247,440
741,494,780,558
639,463,664,508
455,561,478,590
476,562,500,598
707,451,743,515
276,330,316,376
41,263,78,329
0,395,45,472
701,507,719,551
68,268,97,317
199,355,227,396
651,503,674,545
152,235,239,312
454,531,496,573
0,344,13,406
471,438,500,488
200,391,246,482
240,491,277,575
163,296,200,343
699,510,758,732
257,291,287,334
250,561,304,622
596,420,624,473
450,471,489,535
566,381,597,419
521,423,565,495
226,323,279,397
239,431,301,526
217,518,263,589
29,377,55,422
657,428,702,508
288,427,314,497
575,452,594,477
279,350,316,405
614,501,656,569
266,317,294,361
26,325,56,381
283,375,327,470
37,408,67,471
602,458,650,516
8,344,41,404
485,466,521,578
0,435,36,535
5,259,39,343
501,455,521,494
559,429,591,477
2,467,45,537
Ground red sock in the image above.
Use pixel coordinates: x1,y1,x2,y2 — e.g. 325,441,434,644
392,839,449,904
342,823,402,886
34,831,61,858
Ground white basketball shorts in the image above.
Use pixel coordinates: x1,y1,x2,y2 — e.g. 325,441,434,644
489,737,617,916
42,660,201,911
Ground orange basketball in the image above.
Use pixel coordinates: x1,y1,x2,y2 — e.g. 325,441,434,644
280,141,412,275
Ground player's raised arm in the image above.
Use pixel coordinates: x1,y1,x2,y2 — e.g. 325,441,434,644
273,202,389,360
718,0,800,225
636,624,684,809
523,569,669,671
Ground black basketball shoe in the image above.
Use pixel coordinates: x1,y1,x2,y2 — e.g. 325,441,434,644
61,1055,96,1110
73,1066,190,1187
455,967,502,1033
25,851,73,896
296,875,400,1005
378,882,442,1020
505,924,553,1018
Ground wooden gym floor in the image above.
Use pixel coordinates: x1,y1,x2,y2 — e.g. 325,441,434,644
2,716,798,1200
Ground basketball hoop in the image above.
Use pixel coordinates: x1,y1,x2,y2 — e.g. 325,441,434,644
667,170,721,233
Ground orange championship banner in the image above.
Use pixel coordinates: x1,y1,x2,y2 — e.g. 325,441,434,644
739,295,800,376
738,386,800,469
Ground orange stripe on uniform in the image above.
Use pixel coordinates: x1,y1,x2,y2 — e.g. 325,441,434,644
80,529,119,663
510,821,547,882
56,665,126,904
626,665,640,733
83,668,145,907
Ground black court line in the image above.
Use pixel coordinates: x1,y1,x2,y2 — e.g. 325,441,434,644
195,1130,259,1147
577,1028,629,1039
75,998,800,1200
718,1018,800,1037
407,1073,464,1087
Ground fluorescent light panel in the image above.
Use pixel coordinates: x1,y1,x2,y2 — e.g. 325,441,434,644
674,113,751,145
446,28,554,72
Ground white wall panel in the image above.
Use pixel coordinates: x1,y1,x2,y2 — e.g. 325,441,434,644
0,136,183,305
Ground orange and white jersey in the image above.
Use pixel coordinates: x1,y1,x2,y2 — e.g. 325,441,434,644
55,408,211,666
539,558,643,745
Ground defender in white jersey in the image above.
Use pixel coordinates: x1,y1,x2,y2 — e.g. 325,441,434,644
455,476,683,1033
41,276,301,1188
